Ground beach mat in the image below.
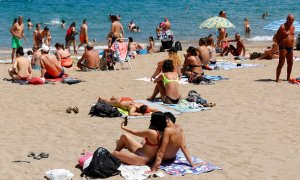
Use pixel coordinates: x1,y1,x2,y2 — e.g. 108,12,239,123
135,100,181,115
210,61,263,70
134,77,189,84
0,59,12,64
162,99,210,113
160,150,221,176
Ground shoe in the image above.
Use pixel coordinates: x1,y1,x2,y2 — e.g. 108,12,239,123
66,107,72,114
72,106,79,114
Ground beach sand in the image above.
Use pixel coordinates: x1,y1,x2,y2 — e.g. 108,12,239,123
0,42,300,180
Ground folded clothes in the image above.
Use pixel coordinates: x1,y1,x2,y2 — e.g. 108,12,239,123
160,150,221,176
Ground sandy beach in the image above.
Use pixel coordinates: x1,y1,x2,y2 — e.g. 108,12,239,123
0,41,300,180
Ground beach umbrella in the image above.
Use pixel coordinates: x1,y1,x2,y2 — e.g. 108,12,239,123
199,16,235,29
263,19,300,32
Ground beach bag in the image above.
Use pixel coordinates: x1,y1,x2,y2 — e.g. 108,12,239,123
82,147,121,179
186,90,207,105
89,100,122,117
175,41,182,51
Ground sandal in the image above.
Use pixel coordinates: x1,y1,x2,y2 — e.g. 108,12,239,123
66,106,72,114
38,152,49,158
203,102,216,107
72,106,79,114
27,152,35,157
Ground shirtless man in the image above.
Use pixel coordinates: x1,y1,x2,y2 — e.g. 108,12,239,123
27,19,33,29
98,96,156,116
77,42,99,71
221,33,246,57
163,17,171,31
33,23,42,49
10,16,27,63
31,47,41,70
41,27,52,47
40,45,64,78
216,11,227,52
197,38,210,66
275,14,295,82
110,15,125,45
8,46,32,80
151,112,200,172
78,19,88,50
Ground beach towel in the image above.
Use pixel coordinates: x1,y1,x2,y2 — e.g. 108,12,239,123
135,100,181,115
203,75,229,81
134,77,189,84
118,165,164,180
163,99,210,113
210,61,262,70
0,59,12,64
160,150,221,176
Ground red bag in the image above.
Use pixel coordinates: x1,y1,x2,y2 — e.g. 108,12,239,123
28,77,45,85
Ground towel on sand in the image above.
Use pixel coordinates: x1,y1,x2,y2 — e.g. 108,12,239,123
118,165,164,180
156,99,210,113
160,150,221,176
210,61,262,70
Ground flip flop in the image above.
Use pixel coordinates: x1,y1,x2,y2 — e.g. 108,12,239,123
27,152,35,157
66,106,72,114
38,152,49,158
203,103,216,107
72,106,79,114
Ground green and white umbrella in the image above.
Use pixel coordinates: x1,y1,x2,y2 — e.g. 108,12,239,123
199,16,235,29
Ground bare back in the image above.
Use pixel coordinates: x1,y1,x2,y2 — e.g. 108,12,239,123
80,24,88,36
15,56,31,78
40,54,62,77
198,46,210,66
112,21,124,37
81,50,99,69
162,125,183,160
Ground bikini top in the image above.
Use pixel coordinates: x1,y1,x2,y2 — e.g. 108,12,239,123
145,130,161,146
162,73,179,86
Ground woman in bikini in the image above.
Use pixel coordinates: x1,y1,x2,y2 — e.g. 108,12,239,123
112,111,166,165
148,60,181,104
55,43,72,68
182,46,203,78
150,47,182,80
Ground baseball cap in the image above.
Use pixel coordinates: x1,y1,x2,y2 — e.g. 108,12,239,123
41,44,50,52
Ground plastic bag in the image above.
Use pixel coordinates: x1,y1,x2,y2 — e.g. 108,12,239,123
45,169,74,180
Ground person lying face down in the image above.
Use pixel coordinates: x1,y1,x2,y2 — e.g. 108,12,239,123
98,96,157,116
150,112,202,172
112,111,167,165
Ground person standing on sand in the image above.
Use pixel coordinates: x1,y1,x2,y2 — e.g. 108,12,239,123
275,14,295,82
216,11,227,53
110,15,125,45
78,19,88,50
10,16,27,63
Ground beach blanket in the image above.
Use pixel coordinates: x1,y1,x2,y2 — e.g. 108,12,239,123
135,100,181,115
134,77,189,84
203,75,229,81
118,165,164,180
162,99,210,113
0,59,12,64
160,150,221,176
210,61,262,70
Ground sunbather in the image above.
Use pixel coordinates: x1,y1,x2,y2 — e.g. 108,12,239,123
150,112,201,172
148,60,181,104
151,47,181,80
112,111,166,165
182,46,203,78
98,96,156,116
8,46,32,80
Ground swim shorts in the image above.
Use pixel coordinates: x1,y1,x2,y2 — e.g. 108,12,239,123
80,34,88,44
12,36,22,49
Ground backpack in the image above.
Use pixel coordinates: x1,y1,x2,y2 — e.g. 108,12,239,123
89,100,122,117
174,41,182,51
82,147,121,179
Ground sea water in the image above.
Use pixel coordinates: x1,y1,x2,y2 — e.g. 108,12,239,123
0,0,299,49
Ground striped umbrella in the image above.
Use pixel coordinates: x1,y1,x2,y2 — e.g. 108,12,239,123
199,16,235,29
263,19,300,32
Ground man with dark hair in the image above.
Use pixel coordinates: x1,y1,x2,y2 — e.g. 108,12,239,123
10,16,27,63
220,33,245,57
151,112,200,172
110,15,124,45
78,19,88,50
98,96,157,116
197,38,210,66
77,42,99,71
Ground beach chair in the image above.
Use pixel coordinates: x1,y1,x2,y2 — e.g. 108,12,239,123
110,38,132,70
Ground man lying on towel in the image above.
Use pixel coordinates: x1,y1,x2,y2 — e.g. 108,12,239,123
98,96,157,116
150,112,201,172
40,45,64,79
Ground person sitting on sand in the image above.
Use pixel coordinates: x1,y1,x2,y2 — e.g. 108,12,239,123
197,38,210,68
150,112,201,172
151,47,182,80
8,46,32,80
221,33,246,57
112,111,166,165
182,46,203,78
128,37,144,55
206,36,217,64
259,35,279,60
148,60,181,104
98,96,157,116
40,45,64,79
147,36,158,53
77,42,100,71
55,43,72,68
31,46,41,70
